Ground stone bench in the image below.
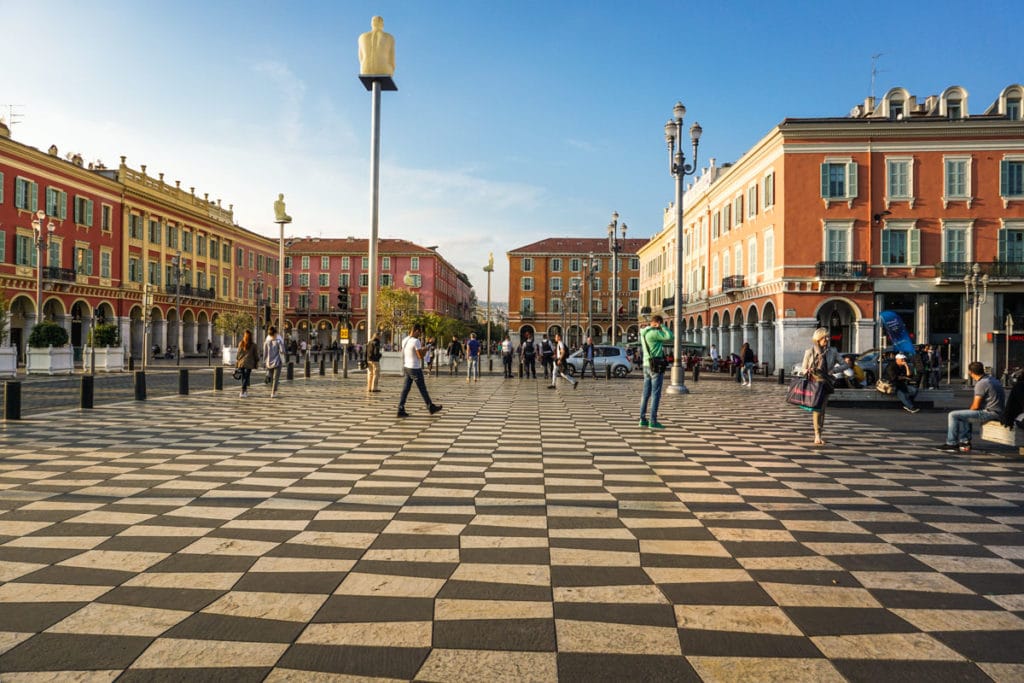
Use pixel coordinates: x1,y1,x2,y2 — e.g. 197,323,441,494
829,388,957,409
979,422,1024,455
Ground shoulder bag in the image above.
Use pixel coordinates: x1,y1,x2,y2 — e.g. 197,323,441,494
875,378,895,395
786,376,826,409
642,331,668,374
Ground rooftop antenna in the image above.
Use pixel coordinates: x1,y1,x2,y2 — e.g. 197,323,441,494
3,104,24,130
870,54,886,100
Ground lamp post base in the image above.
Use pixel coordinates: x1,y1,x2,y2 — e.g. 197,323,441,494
666,366,690,394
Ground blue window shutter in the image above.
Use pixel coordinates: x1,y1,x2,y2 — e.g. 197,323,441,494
820,164,829,197
999,229,1008,260
909,230,920,266
881,230,891,264
847,162,859,198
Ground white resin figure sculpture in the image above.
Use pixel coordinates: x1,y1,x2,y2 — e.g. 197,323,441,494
358,16,395,76
274,193,292,223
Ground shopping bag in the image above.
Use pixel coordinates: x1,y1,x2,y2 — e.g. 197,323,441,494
786,376,825,409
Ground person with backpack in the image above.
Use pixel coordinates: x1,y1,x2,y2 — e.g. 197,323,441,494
548,332,578,390
501,336,513,378
520,333,537,378
579,337,598,380
540,334,555,381
447,337,463,375
466,332,481,382
366,333,382,392
262,325,286,399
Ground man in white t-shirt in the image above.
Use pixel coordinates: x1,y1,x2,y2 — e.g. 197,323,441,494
397,324,443,418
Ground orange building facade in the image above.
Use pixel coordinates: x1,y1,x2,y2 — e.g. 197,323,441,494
641,83,1024,375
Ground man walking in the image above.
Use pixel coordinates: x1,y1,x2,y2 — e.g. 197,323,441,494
447,336,463,376
579,336,598,380
548,332,578,390
520,333,537,378
263,325,286,399
540,334,555,381
397,324,442,418
501,336,513,378
466,332,481,382
938,361,1005,452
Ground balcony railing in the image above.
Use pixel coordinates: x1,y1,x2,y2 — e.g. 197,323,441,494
721,275,745,291
166,285,216,300
43,267,77,283
817,261,867,279
520,309,534,319
936,261,1024,280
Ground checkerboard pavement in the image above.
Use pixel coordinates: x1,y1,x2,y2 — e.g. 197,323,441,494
0,373,1022,681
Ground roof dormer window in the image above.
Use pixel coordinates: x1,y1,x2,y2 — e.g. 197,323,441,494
1008,97,1022,121
890,99,904,120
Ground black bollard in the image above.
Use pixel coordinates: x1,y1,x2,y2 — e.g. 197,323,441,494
333,357,339,375
214,367,223,391
128,357,135,371
304,358,311,378
4,381,22,420
693,364,700,383
287,362,294,381
134,371,147,401
178,368,189,395
778,368,786,384
518,358,523,379
81,375,94,410
319,358,326,376
606,365,612,380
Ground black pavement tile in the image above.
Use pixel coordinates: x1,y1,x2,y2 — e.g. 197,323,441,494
721,541,816,557
0,632,152,671
893,544,999,557
97,586,225,612
436,580,551,602
557,653,701,682
461,525,548,537
660,581,775,606
276,644,429,678
15,565,134,586
147,554,255,573
547,517,625,530
833,659,992,683
117,668,271,683
868,589,1003,611
351,560,456,579
94,535,197,553
549,538,638,552
163,612,304,643
266,543,364,560
28,523,130,536
554,602,677,627
677,629,823,658
551,566,652,587
0,546,85,564
629,526,718,541
0,602,86,632
933,630,1024,663
231,571,345,594
640,554,742,569
946,572,1024,595
459,547,551,565
369,533,460,550
305,519,390,533
313,595,435,623
747,570,863,587
829,553,934,572
235,508,318,521
857,522,944,534
206,528,297,543
433,618,557,651
784,606,918,636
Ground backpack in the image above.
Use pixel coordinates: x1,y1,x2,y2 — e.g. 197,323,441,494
368,340,382,362
522,340,535,358
540,340,553,357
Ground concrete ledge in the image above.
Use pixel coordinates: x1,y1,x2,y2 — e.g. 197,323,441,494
981,422,1024,449
830,388,957,409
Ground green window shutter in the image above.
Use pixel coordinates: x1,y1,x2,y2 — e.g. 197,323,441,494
999,228,1008,260
847,162,859,198
29,182,38,211
59,191,67,220
86,249,94,275
86,200,93,226
46,187,54,214
74,198,81,223
15,179,25,208
909,230,920,265
881,230,891,264
820,164,829,197
0,230,5,262
1001,160,1010,196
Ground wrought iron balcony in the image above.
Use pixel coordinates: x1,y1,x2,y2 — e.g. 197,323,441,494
640,306,652,315
43,267,77,283
166,284,216,300
721,275,745,291
936,261,1024,280
816,261,867,279
519,309,535,319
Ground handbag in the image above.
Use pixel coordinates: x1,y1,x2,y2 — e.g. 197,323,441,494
875,378,895,395
642,330,668,374
786,376,826,409
232,368,244,381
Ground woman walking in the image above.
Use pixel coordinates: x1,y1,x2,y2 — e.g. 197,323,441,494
263,325,286,399
740,341,755,386
801,327,840,446
236,330,259,397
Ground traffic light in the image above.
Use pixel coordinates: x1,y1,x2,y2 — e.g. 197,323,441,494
263,304,272,324
337,286,349,312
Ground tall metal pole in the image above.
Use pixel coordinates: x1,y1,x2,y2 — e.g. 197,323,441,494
174,251,183,367
484,256,493,371
367,81,382,342
586,253,594,344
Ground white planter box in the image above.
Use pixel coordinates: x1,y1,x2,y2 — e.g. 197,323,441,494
0,346,16,378
222,347,239,366
85,346,125,372
26,346,74,375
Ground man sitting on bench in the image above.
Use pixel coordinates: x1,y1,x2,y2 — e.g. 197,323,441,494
937,361,1005,453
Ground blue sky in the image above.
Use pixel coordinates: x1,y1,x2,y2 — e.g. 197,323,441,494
5,0,1023,301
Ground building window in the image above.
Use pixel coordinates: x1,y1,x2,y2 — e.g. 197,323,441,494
0,172,3,204
711,212,720,240
359,273,369,287
361,256,369,269
148,261,161,286
881,222,919,266
947,99,962,119
128,257,141,282
764,229,774,274
45,187,68,219
167,225,178,249
943,222,969,263
1000,158,1024,200
100,250,111,278
338,273,350,287
382,256,390,270
339,256,349,270
360,293,368,309
257,254,264,271
182,231,192,252
15,178,39,211
48,240,61,268
629,257,639,270
521,257,533,272
73,196,94,226
747,185,758,218
551,258,562,272
284,256,292,269
551,276,562,292
236,247,244,266
75,246,93,275
299,273,309,288
886,158,913,203
521,276,534,291
300,255,309,270
763,172,775,208
824,220,853,262
747,238,757,276
820,160,858,204
890,98,904,120
592,277,601,292
284,273,293,287
15,235,36,266
101,205,112,231
197,235,206,256
569,258,581,272
222,277,229,297
734,196,743,225
722,204,731,232
628,277,639,292
380,274,392,286
224,243,231,262
944,157,971,206
318,273,329,287
999,225,1024,263
1008,98,1022,121
406,273,421,287
148,219,161,244
321,256,330,270
410,256,419,270
550,298,562,314
722,251,731,278
521,298,534,315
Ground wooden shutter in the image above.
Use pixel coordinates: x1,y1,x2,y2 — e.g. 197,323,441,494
820,164,830,197
909,230,920,266
1001,160,1010,196
847,162,859,198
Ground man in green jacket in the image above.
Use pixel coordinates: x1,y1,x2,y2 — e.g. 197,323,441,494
639,314,673,429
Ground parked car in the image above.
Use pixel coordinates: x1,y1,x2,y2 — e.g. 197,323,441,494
566,345,634,377
855,348,887,385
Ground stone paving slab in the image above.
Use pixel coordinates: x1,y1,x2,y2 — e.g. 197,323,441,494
0,374,1022,681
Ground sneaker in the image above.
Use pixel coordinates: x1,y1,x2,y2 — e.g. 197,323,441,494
958,441,972,453
397,409,410,418
572,381,578,390
239,391,246,398
428,404,443,415
547,385,556,390
649,421,666,430
903,406,920,414
936,443,959,451
639,419,649,427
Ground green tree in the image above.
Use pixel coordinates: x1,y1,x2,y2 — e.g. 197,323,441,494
214,311,254,346
376,287,419,343
0,292,8,347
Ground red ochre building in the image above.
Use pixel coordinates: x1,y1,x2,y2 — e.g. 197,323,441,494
638,83,1024,375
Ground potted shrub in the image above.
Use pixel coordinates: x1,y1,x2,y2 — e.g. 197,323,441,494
27,320,74,375
0,293,14,378
214,311,253,365
86,322,125,372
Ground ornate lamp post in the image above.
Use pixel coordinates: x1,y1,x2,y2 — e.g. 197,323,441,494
305,287,312,357
141,284,153,371
30,209,56,326
254,274,264,353
170,250,187,366
964,262,989,378
484,253,494,372
273,194,292,342
584,252,597,343
664,101,702,395
607,213,627,347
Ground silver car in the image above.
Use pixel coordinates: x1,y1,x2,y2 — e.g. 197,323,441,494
566,345,634,377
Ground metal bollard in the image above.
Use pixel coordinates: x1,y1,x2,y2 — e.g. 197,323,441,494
693,364,700,383
178,368,189,395
304,358,311,378
518,359,523,378
128,357,135,371
333,357,339,375
605,365,612,380
134,371,147,401
287,362,294,381
4,381,22,420
214,366,223,391
319,358,326,376
81,375,94,410
343,352,349,379
778,368,786,384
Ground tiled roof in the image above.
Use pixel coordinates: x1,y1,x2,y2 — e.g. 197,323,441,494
508,237,649,255
284,237,437,255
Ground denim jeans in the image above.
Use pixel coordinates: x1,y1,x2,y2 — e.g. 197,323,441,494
266,365,281,394
640,366,665,422
467,357,479,380
895,384,918,409
742,361,754,383
240,367,252,392
399,367,432,409
947,409,997,445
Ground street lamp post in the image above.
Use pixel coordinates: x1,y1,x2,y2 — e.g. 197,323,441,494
141,284,152,371
171,251,187,366
585,252,597,344
273,194,292,344
964,263,989,378
664,100,702,395
484,253,494,372
254,274,264,355
607,213,627,348
30,209,56,327
305,288,312,358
